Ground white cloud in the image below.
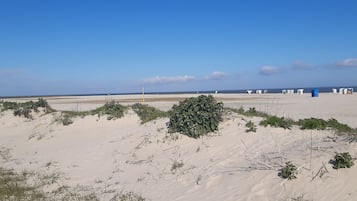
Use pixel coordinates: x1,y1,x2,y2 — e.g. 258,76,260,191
205,71,226,80
259,66,281,75
335,58,357,67
141,75,196,84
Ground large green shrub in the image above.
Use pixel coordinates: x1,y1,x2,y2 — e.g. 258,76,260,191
168,95,224,138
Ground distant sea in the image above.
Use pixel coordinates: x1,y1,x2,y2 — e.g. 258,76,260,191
1,86,356,98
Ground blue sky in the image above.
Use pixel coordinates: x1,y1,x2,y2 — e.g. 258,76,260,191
1,0,357,96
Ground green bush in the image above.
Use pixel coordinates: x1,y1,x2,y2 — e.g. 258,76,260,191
280,162,297,180
168,95,224,138
333,152,354,169
245,121,257,133
260,116,293,129
132,103,168,124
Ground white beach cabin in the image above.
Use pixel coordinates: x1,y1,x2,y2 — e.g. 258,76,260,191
297,89,304,95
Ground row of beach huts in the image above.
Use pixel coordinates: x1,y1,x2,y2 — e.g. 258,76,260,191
245,88,353,95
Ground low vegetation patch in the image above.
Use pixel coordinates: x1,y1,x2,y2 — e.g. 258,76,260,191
132,103,168,124
227,106,357,138
225,107,269,118
59,101,127,125
0,98,55,119
332,152,354,169
168,95,224,138
0,167,46,201
298,118,357,136
280,162,298,180
260,116,293,129
0,166,146,201
92,101,127,120
110,191,146,201
298,118,327,130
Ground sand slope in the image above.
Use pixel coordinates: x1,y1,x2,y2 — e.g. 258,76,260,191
1,94,357,201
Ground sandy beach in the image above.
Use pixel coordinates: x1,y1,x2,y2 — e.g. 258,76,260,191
1,93,357,201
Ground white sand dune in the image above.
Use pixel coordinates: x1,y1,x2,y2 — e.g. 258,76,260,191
1,93,357,201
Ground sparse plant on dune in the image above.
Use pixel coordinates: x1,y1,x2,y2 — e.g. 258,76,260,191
245,120,257,133
171,160,184,174
280,162,298,180
260,116,293,129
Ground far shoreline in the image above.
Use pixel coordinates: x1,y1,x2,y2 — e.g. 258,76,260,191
1,85,356,99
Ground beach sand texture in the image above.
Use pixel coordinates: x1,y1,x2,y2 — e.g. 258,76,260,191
1,93,357,201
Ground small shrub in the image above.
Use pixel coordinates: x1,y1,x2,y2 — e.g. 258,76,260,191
245,121,257,133
168,95,224,138
280,162,298,180
260,116,293,129
132,103,168,124
332,152,354,169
